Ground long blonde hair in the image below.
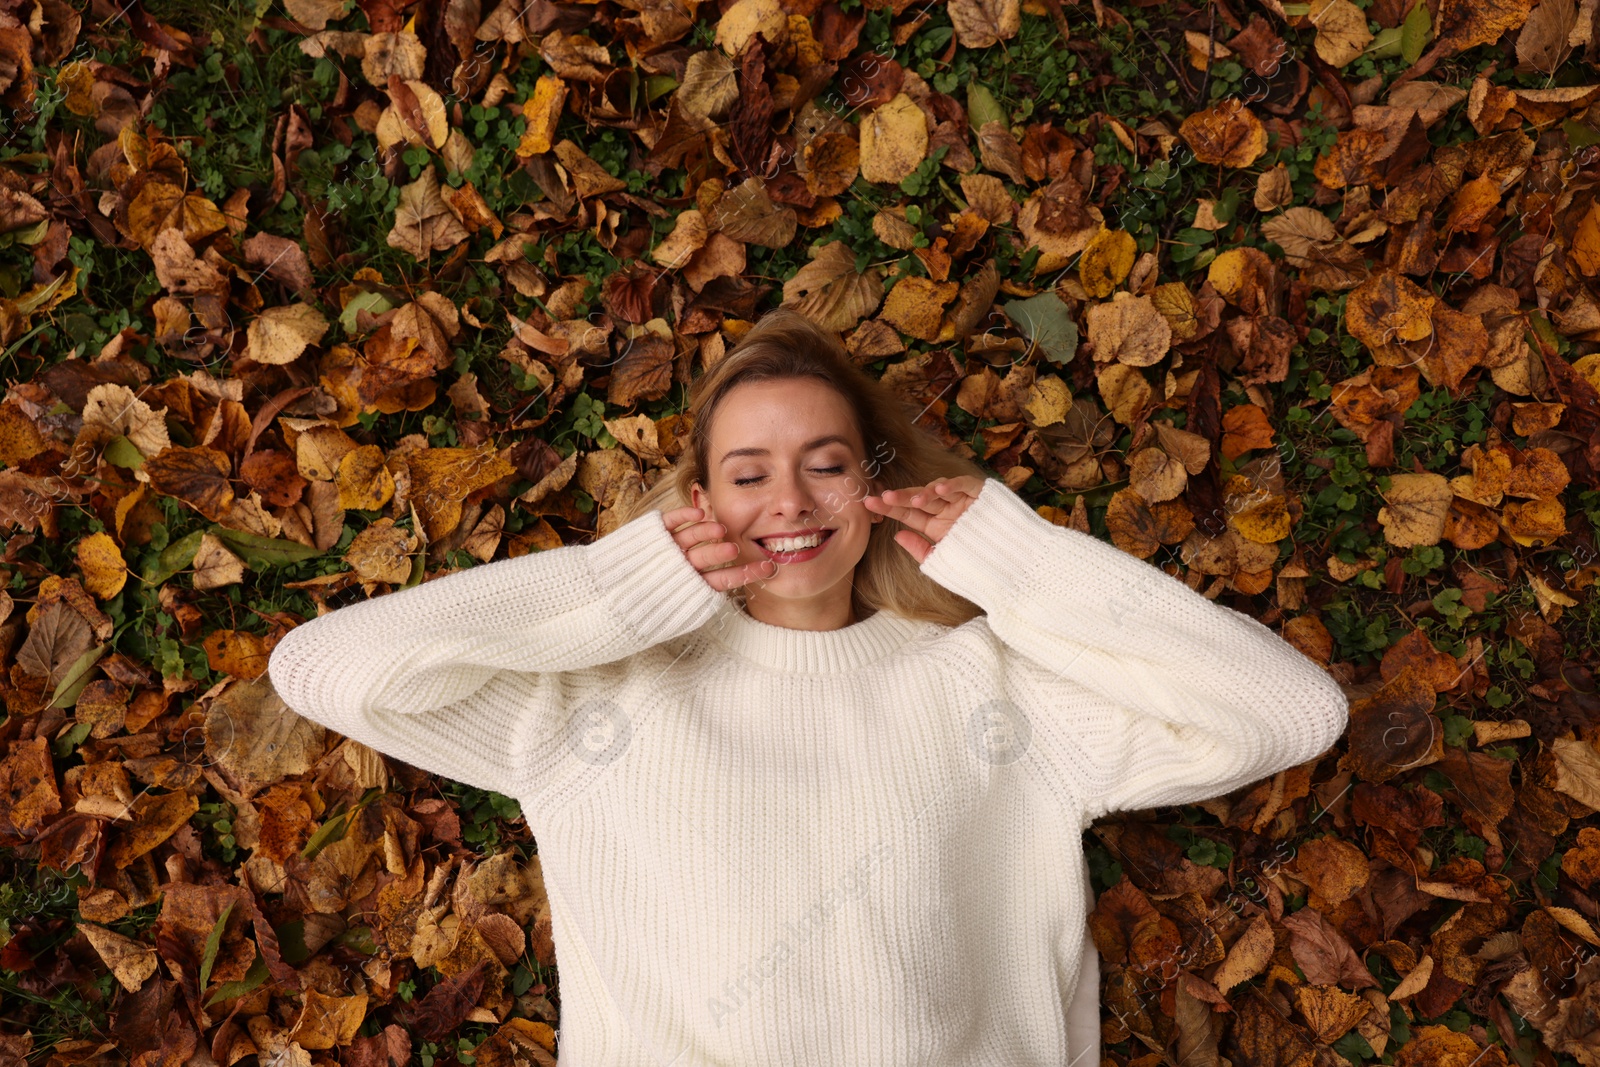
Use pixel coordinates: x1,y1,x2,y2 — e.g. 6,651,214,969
610,307,990,628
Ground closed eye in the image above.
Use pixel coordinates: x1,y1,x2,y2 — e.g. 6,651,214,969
734,466,846,487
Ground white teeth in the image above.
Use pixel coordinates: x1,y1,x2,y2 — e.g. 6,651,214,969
760,531,827,552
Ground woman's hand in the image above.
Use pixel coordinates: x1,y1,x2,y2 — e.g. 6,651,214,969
661,507,778,591
863,476,986,565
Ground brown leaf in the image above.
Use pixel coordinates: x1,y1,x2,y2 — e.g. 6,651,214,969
780,240,884,333
206,675,327,800
977,120,1028,184
1234,991,1319,1067
1295,836,1372,906
729,36,775,179
553,139,629,198
1517,0,1577,71
1088,877,1184,978
1179,100,1269,168
607,330,676,407
241,231,315,295
150,227,227,296
144,444,235,522
346,517,418,584
800,129,864,198
290,988,370,1050
0,187,46,232
1086,292,1171,366
709,176,796,248
1292,983,1373,1044
192,533,246,591
677,49,739,119
386,167,471,259
1213,913,1275,994
1281,905,1381,989
109,790,199,869
407,958,491,1043
14,598,92,687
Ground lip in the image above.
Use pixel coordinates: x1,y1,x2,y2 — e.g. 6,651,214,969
754,528,834,563
755,528,834,540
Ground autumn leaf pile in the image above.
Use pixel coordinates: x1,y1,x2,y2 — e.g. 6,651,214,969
4,0,1600,1062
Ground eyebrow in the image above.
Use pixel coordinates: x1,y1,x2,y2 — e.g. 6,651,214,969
720,435,853,465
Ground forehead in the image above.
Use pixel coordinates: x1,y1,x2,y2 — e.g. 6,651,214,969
712,380,862,455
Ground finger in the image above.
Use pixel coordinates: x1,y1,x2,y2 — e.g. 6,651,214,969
704,558,777,591
687,538,740,570
662,506,705,533
869,486,939,513
890,486,957,516
904,481,979,517
864,495,933,533
675,521,729,553
927,476,982,498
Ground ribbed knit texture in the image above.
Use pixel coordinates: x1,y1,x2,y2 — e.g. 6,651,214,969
267,477,1351,1067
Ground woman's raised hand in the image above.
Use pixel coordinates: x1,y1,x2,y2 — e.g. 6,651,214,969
863,475,986,565
661,507,778,591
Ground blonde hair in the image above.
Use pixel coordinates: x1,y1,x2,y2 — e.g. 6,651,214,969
610,307,990,629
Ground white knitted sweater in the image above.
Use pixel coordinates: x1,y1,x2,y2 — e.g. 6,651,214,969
267,477,1350,1066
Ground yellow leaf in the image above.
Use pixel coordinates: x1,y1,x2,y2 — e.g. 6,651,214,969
880,276,959,341
517,75,568,158
336,444,397,511
859,93,929,185
948,0,1021,48
78,924,159,993
715,0,787,55
1311,0,1374,66
1571,201,1600,276
1024,376,1072,427
345,517,417,584
76,533,128,601
1376,471,1452,547
1079,228,1137,297
245,303,330,366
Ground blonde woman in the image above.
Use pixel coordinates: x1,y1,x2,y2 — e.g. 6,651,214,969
269,307,1350,1066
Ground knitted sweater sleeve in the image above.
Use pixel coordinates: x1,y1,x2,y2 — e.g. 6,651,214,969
918,478,1350,825
265,509,728,796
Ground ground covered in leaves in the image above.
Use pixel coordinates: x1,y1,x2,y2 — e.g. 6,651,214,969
3,0,1600,1062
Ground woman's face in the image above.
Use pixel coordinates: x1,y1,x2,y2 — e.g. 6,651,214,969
691,378,880,614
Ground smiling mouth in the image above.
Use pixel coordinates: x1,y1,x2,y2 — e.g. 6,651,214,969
754,530,835,555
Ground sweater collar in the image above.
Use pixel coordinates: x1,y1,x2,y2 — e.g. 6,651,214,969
699,599,933,673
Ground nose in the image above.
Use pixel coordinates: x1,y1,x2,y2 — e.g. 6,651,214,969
766,468,823,523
